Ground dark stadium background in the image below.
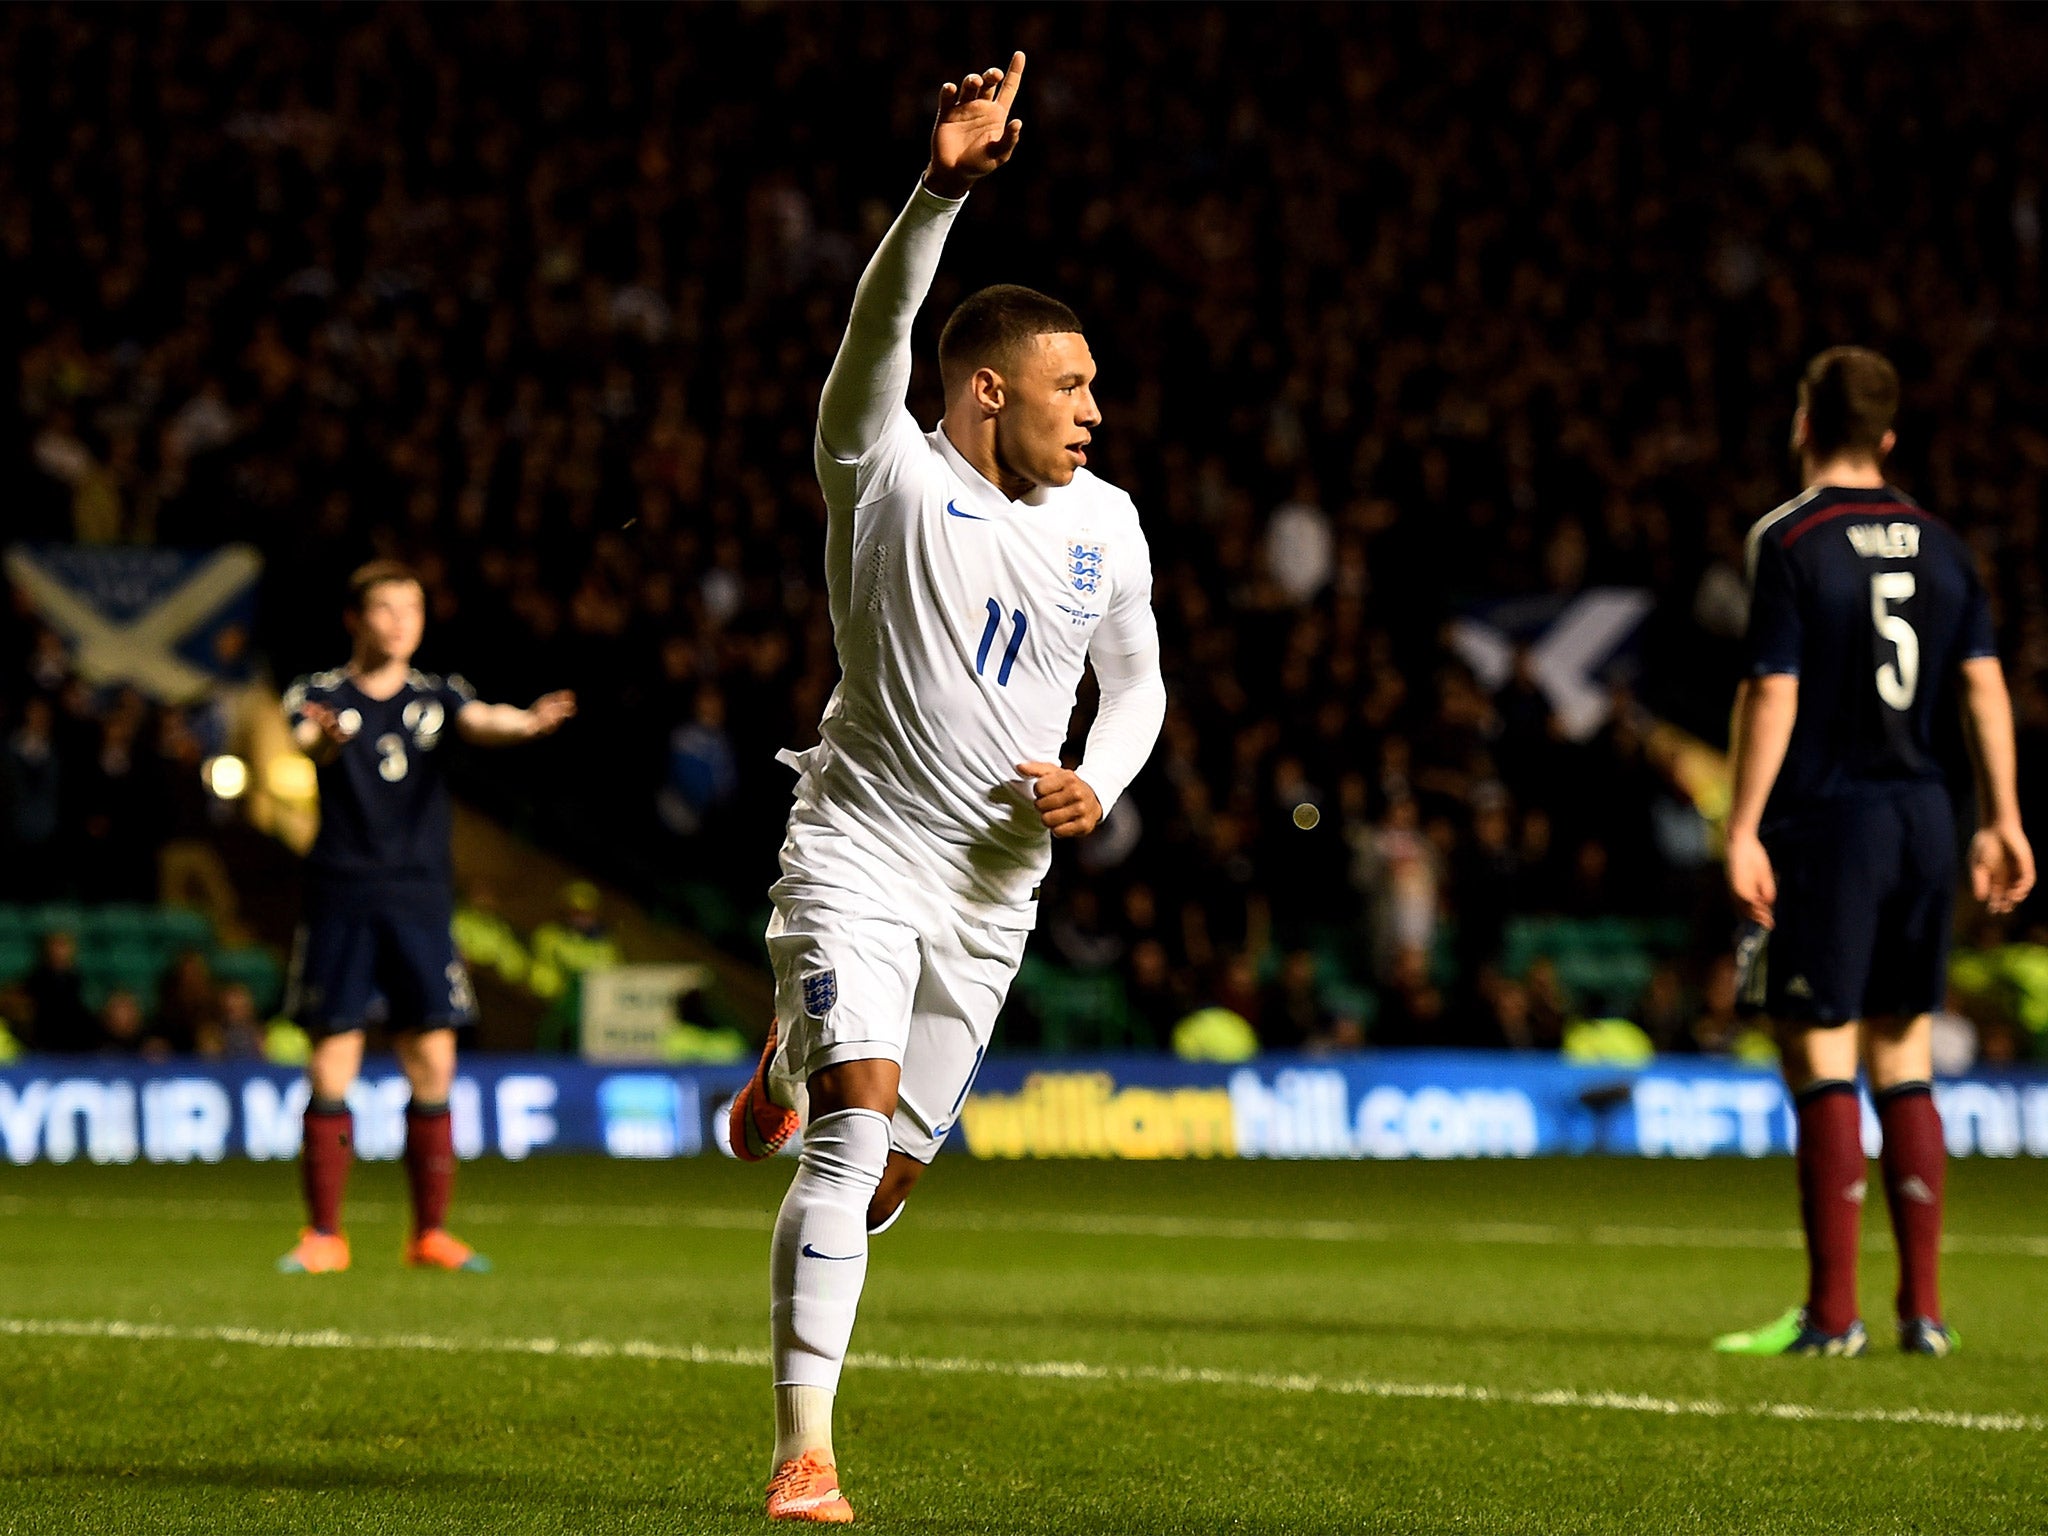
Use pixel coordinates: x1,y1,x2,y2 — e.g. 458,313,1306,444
5,2,2048,1064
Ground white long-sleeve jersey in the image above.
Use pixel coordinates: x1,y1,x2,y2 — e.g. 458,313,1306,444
782,180,1166,926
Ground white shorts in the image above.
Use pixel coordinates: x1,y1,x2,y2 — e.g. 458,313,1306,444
764,833,1031,1163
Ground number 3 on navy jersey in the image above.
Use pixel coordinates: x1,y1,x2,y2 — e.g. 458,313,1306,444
975,599,1028,686
1870,572,1918,711
375,732,410,782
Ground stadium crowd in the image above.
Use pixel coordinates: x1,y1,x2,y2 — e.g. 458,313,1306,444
5,5,2048,1056
0,928,267,1060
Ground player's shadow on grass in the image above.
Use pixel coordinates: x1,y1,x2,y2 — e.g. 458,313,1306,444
872,1302,1691,1351
17,1459,676,1506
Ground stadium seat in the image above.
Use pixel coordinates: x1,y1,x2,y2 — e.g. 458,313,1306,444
153,907,216,950
0,935,34,986
80,904,157,942
1011,958,1139,1052
81,953,162,1013
27,903,86,939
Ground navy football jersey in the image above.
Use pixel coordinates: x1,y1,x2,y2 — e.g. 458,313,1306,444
1742,485,1996,827
284,668,477,912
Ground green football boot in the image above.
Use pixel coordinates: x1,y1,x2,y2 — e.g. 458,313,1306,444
1713,1307,1867,1357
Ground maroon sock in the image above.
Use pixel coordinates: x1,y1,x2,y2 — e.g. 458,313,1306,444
1876,1081,1946,1324
301,1099,354,1236
404,1101,456,1237
1795,1080,1865,1335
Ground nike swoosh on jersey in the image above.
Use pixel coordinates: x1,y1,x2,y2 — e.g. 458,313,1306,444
801,1242,860,1261
945,499,986,521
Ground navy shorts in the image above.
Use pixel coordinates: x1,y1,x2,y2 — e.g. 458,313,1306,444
286,907,477,1038
1736,781,1957,1026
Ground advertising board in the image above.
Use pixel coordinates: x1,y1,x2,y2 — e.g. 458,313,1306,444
3,1054,2045,1166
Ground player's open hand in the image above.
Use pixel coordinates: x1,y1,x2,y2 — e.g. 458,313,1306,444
300,701,356,745
1969,822,2036,915
295,701,357,763
1725,826,1777,929
526,690,578,738
1019,760,1102,839
925,53,1025,200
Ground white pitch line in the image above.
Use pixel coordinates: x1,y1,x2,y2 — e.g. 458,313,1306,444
1,1315,2039,1436
5,1193,2043,1257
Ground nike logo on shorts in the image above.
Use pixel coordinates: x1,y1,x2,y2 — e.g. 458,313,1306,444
945,499,985,521
801,1242,860,1261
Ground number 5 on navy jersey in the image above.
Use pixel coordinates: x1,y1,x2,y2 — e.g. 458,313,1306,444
975,599,1027,686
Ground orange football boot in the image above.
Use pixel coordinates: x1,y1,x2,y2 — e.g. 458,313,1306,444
276,1228,350,1274
729,1019,800,1162
765,1451,854,1524
405,1228,492,1272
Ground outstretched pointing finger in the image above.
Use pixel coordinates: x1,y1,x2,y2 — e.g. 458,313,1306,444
995,51,1026,111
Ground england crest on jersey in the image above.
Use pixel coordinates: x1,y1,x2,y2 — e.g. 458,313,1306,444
802,969,838,1019
1068,542,1106,596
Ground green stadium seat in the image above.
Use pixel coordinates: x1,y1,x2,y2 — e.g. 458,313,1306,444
0,936,34,985
81,904,157,941
81,954,162,1013
153,907,216,951
1011,958,1137,1053
28,903,86,939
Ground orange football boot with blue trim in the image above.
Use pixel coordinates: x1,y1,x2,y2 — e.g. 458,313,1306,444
729,1019,800,1162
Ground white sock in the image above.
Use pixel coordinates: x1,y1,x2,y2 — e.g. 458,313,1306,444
773,1383,835,1467
770,1106,890,1417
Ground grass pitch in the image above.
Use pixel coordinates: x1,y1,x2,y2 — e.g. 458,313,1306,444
2,1152,2045,1535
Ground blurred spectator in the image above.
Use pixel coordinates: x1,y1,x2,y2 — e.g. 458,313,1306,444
98,988,148,1057
1046,888,1125,974
1352,797,1440,984
531,880,626,1050
3,698,64,900
658,687,740,839
216,981,267,1059
454,883,535,988
152,949,218,1057
23,931,98,1053
1372,946,1449,1049
1124,938,1190,1046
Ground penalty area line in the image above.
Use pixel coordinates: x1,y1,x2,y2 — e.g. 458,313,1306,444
1,1315,2040,1436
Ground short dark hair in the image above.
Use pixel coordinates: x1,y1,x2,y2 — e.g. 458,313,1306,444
938,284,1083,388
1799,347,1899,462
347,558,422,612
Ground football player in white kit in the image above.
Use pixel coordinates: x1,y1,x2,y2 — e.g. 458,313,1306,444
725,53,1167,1523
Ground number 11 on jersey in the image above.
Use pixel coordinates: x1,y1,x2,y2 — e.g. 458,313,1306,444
976,599,1028,687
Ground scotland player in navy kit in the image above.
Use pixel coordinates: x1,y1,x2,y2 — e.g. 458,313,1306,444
1715,350,2034,1358
277,561,576,1275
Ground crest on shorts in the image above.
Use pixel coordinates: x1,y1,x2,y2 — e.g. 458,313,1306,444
1067,542,1105,596
801,969,838,1019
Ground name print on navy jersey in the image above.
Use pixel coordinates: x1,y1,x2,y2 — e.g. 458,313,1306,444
1743,485,1998,827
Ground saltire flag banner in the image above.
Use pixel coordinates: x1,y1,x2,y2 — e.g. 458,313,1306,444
4,543,263,705
1449,587,1655,742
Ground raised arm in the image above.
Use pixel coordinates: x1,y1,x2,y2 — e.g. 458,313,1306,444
456,691,577,748
816,55,1025,466
1959,656,2036,914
